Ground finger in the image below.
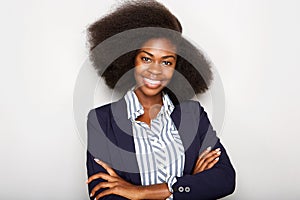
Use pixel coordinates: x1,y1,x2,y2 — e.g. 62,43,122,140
86,172,117,184
193,147,220,174
194,157,203,172
195,146,212,169
197,149,220,171
94,158,119,177
90,182,118,197
193,165,202,174
95,187,117,200
193,157,205,174
193,154,209,174
200,151,221,171
198,146,212,160
201,148,221,161
204,149,221,163
206,157,220,170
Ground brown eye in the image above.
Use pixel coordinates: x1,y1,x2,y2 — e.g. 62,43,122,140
162,61,172,66
142,57,151,63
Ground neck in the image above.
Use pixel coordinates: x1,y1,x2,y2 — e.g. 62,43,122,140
134,89,163,110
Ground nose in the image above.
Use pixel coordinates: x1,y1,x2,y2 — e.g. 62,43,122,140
147,62,162,75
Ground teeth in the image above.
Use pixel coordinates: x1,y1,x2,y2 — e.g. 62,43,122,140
144,78,161,85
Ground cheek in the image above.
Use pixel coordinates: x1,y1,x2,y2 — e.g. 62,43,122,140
164,69,175,79
134,67,139,79
134,65,148,75
134,66,145,82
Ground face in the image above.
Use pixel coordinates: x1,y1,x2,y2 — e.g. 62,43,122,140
134,38,177,98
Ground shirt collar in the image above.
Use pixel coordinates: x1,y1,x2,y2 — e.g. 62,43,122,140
161,91,175,116
124,88,175,121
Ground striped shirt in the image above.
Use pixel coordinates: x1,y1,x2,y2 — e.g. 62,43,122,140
124,88,185,200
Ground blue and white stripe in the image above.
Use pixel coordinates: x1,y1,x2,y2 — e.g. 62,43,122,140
124,88,185,200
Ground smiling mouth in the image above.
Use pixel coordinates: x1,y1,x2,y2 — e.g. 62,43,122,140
143,77,162,88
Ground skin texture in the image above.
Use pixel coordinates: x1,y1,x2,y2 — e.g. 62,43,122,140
86,38,221,200
134,38,177,125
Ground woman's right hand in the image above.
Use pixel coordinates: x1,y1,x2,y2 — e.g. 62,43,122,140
192,147,221,175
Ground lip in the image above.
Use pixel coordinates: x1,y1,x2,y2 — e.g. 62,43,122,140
143,77,162,88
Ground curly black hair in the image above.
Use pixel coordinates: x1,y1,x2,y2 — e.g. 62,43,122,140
87,0,213,104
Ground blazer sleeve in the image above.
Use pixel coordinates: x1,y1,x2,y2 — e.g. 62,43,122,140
86,109,128,200
172,103,236,200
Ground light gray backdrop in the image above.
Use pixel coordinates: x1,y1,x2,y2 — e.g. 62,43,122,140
1,0,299,199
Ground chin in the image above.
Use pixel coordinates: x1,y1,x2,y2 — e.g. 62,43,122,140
137,85,164,97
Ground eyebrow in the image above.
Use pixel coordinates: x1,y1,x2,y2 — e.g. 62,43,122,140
140,50,176,60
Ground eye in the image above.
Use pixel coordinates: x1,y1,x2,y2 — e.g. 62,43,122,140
141,57,151,63
162,61,173,66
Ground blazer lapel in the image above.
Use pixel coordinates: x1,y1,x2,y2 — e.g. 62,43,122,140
110,98,141,185
171,102,200,174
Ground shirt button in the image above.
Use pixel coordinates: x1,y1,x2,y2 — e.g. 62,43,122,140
178,186,184,192
185,186,190,193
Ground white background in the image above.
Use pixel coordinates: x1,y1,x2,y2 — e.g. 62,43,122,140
1,0,300,199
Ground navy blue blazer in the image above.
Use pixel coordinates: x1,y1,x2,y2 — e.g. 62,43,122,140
86,98,235,200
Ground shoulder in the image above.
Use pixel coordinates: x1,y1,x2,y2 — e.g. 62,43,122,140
88,102,112,117
174,99,205,114
87,103,113,127
87,98,127,122
92,103,112,114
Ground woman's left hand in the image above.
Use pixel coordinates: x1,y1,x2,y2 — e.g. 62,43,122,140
86,159,142,200
192,147,221,175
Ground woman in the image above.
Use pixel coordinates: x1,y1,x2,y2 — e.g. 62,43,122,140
86,1,235,199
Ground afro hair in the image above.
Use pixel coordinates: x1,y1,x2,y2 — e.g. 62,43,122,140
87,0,213,104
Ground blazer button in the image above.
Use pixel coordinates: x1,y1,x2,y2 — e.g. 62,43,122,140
185,186,190,193
178,186,184,192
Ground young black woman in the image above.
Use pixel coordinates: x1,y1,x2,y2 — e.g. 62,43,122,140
86,1,235,199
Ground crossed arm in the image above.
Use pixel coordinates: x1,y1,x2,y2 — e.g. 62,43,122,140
86,147,222,200
86,103,235,199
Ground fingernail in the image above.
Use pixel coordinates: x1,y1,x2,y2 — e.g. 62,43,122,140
206,146,211,151
217,151,221,155
94,198,97,200
90,193,93,197
215,148,220,152
215,157,219,161
94,158,100,162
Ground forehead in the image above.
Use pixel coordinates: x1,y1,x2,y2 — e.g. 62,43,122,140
140,38,177,54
